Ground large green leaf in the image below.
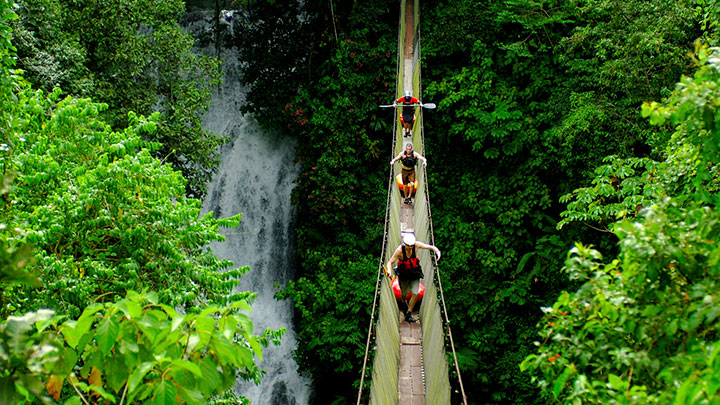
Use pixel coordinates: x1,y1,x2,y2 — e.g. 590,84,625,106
152,380,176,405
0,375,18,405
553,366,573,399
105,356,129,394
198,357,221,392
126,362,154,403
96,317,120,355
170,359,202,378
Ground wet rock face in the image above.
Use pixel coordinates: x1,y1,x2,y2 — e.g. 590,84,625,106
270,381,297,405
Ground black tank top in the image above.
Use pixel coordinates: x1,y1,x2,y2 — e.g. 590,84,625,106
401,151,417,168
398,245,422,279
401,245,416,261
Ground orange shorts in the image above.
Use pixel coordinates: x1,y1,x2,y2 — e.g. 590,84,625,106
401,167,415,184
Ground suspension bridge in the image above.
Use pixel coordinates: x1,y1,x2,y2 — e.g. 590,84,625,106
356,1,468,404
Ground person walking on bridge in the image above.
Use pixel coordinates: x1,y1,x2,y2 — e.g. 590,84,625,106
390,142,426,205
386,232,440,323
393,90,421,137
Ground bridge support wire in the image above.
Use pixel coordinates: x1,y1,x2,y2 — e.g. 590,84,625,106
421,158,468,404
356,111,399,405
414,16,468,404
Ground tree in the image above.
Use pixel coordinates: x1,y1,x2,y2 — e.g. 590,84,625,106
0,1,276,402
0,290,277,404
1,86,244,318
418,0,700,401
10,0,224,198
522,42,720,404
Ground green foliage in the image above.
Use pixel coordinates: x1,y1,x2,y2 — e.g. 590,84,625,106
220,0,706,402
11,0,225,198
562,43,720,231
0,0,16,107
0,84,245,317
228,0,311,124
232,0,397,401
523,206,720,403
277,251,375,378
416,0,702,401
642,43,720,186
0,309,58,404
0,2,272,402
0,291,271,404
523,42,720,403
0,175,38,288
558,155,664,231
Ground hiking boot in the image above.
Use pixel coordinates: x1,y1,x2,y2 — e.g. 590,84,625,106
404,311,416,323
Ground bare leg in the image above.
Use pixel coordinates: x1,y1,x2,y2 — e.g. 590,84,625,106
404,294,418,322
408,293,419,313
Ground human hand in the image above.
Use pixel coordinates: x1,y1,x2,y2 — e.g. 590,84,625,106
423,161,427,167
435,249,441,261
390,159,395,165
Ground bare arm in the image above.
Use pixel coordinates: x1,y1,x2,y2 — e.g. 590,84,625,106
414,152,427,167
390,152,404,165
385,246,402,277
415,241,441,261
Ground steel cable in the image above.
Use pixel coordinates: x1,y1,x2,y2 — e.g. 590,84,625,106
356,74,400,405
358,1,467,403
417,27,468,405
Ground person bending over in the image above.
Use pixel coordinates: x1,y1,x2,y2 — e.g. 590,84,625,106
386,232,440,323
390,142,426,205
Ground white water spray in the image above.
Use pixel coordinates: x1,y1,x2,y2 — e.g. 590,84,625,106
184,9,312,405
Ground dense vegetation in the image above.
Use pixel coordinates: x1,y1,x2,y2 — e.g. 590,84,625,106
422,0,701,402
522,40,720,403
5,0,720,404
10,0,224,198
0,0,276,403
228,0,718,404
227,1,398,402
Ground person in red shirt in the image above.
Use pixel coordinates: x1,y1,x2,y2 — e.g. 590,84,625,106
386,232,441,323
393,90,420,137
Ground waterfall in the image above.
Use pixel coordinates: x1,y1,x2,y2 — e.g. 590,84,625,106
184,9,312,405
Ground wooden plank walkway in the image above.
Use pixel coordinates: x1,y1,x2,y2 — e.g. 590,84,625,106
398,312,424,405
397,1,425,403
400,203,414,234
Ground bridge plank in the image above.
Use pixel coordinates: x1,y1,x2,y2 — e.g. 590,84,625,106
398,311,424,404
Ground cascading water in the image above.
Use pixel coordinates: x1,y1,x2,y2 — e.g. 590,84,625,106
183,8,312,405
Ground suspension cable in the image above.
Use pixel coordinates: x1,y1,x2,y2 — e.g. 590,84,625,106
420,151,468,404
358,2,468,403
356,100,399,405
356,263,383,405
418,32,468,405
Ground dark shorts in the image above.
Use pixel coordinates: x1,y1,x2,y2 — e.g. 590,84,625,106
401,167,415,184
400,277,420,297
401,111,416,125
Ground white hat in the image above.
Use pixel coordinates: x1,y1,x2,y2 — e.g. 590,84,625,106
402,233,416,246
